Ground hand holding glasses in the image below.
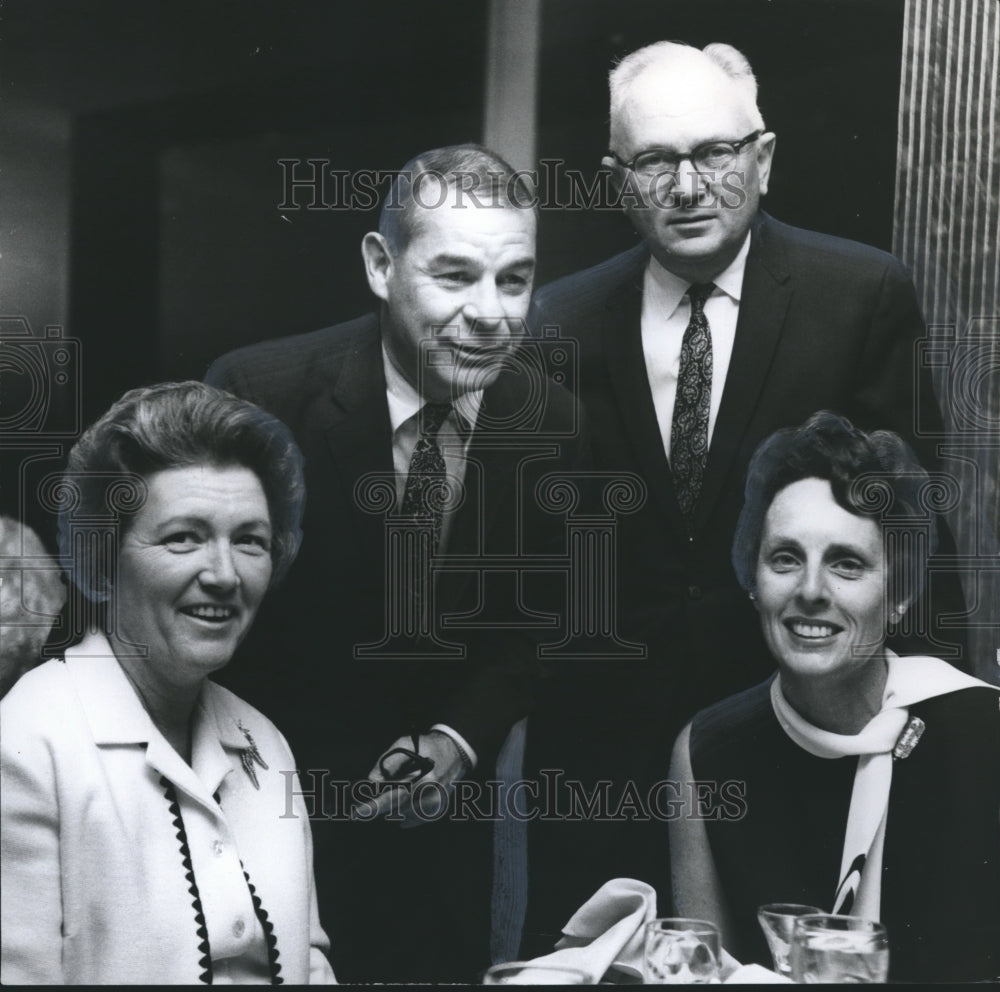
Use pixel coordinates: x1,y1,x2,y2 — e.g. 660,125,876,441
378,732,436,782
349,733,436,821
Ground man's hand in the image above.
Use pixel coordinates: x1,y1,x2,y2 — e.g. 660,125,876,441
351,731,467,824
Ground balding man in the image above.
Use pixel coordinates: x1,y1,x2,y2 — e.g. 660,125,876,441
522,40,960,947
207,144,587,981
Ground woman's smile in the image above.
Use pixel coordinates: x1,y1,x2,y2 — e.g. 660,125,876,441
755,477,887,683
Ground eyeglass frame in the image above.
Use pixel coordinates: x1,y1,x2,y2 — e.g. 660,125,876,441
608,129,764,177
378,732,436,783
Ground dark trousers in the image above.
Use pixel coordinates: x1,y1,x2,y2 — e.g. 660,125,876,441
312,805,494,983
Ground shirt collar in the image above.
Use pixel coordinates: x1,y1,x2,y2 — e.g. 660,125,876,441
65,632,154,741
381,342,484,434
65,631,251,804
383,343,423,434
644,230,752,318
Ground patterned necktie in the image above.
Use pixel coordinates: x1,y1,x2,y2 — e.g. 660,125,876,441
400,401,452,553
670,282,715,527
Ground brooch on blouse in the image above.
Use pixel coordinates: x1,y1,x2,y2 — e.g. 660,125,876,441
237,720,270,789
892,715,926,760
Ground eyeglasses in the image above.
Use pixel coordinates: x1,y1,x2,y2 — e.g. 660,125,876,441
609,130,763,179
378,733,436,782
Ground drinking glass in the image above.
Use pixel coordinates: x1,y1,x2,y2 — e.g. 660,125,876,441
757,902,823,976
789,914,889,983
643,918,721,984
482,962,590,984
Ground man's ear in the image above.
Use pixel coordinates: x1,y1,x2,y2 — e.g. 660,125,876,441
601,155,627,199
74,569,111,604
361,232,393,302
756,132,777,197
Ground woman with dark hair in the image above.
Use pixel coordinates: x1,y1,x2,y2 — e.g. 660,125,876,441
668,411,999,982
1,382,335,984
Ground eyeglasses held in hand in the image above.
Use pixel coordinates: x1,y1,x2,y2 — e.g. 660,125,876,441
378,733,435,783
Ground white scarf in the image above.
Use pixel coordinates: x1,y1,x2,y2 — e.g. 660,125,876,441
770,653,989,920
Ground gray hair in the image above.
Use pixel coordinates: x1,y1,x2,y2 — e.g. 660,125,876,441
609,40,765,146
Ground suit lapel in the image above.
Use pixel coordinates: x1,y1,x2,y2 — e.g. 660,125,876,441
602,261,689,533
322,319,395,543
696,214,792,529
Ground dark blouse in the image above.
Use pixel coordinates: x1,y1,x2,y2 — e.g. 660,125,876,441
688,677,1000,982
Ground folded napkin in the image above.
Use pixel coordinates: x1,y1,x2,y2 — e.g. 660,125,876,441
516,878,790,984
517,877,657,983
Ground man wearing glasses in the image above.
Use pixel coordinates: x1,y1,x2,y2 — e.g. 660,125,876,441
521,40,954,949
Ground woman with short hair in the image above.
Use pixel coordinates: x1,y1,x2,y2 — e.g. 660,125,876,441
669,411,999,982
1,381,335,984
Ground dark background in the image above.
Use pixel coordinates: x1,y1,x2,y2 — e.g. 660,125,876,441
2,0,905,551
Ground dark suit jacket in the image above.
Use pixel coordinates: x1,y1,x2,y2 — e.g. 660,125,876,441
206,312,589,782
519,211,961,940
207,314,588,981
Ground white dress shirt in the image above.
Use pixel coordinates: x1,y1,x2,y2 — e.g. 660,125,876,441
640,233,751,461
382,344,481,768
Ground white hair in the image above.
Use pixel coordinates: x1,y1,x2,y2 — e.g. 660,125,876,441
608,40,765,145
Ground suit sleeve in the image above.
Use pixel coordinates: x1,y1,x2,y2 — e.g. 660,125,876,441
852,260,971,664
205,352,258,405
0,693,65,984
852,259,943,471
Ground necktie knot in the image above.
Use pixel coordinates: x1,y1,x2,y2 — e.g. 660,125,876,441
687,282,715,311
419,401,452,438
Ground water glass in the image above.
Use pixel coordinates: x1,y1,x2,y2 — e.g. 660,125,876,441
643,918,721,984
482,962,590,984
789,914,889,983
756,902,823,976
